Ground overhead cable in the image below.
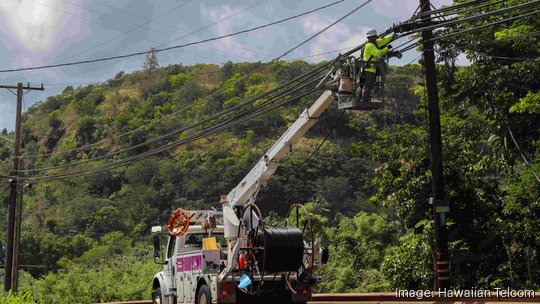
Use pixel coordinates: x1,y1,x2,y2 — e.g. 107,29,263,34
5,86,321,181
19,0,374,161
277,0,372,60
0,0,348,73
399,0,540,36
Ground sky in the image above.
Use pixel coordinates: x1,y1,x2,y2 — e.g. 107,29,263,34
0,0,458,131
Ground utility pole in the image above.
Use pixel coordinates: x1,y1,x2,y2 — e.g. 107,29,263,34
1,83,44,292
419,0,450,290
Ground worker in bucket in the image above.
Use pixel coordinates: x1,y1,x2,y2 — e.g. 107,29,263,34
360,29,402,102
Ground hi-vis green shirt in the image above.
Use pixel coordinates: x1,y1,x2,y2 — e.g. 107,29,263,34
363,34,393,73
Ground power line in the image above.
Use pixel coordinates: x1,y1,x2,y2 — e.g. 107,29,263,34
400,0,540,36
4,83,321,181
151,0,270,56
19,69,326,172
19,0,373,161
0,0,347,73
274,110,345,181
277,0,372,60
20,61,328,161
22,64,270,159
396,11,540,54
7,0,375,178
24,52,419,178
412,0,490,20
58,0,268,63
487,56,539,61
413,0,504,21
487,99,540,184
55,0,195,63
429,9,540,43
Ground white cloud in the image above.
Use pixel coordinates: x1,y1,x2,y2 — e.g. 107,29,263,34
373,0,454,19
201,4,254,60
301,14,369,62
455,53,471,66
0,0,66,52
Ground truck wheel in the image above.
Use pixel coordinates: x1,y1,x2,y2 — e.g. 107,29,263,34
196,284,211,304
152,288,162,304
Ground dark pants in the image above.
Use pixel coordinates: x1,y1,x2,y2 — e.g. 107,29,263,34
361,71,376,102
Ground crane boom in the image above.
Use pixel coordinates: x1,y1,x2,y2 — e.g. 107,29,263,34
226,90,333,208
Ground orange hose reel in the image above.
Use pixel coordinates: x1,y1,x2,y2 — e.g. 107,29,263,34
167,208,190,237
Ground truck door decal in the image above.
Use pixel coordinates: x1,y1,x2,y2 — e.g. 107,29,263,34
176,255,202,272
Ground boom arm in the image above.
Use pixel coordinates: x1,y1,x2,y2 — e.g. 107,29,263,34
226,90,334,208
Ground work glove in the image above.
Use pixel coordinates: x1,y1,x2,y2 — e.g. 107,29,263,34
388,50,403,59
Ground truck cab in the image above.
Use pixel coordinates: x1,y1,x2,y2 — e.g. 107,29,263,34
153,221,233,304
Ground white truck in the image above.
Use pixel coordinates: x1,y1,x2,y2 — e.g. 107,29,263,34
151,89,337,304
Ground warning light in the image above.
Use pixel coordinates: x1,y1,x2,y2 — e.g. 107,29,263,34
220,195,227,203
303,289,308,295
221,290,227,297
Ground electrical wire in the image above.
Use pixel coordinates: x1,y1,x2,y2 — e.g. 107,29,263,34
0,0,348,73
273,110,345,182
2,0,498,179
396,11,540,54
28,0,220,64
58,0,268,63
412,0,491,20
150,0,270,56
277,0,372,60
20,64,272,159
429,9,540,43
18,0,374,162
487,56,539,61
399,0,540,36
19,71,326,172
55,0,195,62
4,86,321,181
20,61,330,161
486,99,540,184
413,0,505,21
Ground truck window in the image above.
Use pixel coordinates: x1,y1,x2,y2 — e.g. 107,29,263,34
166,236,176,259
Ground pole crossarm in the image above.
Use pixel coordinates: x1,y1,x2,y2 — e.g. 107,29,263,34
0,84,44,91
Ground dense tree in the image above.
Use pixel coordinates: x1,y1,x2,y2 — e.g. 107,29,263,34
143,47,160,74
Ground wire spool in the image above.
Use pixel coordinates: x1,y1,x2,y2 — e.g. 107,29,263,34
253,227,304,272
235,203,267,296
285,204,315,294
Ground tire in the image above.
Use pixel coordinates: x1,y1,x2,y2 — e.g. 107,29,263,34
152,288,162,304
196,284,212,304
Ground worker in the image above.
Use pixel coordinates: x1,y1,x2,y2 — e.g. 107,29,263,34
360,29,402,102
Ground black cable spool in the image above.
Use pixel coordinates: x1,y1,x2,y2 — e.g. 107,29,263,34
252,227,304,273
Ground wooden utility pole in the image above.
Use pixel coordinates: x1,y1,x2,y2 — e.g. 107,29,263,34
419,0,450,290
1,83,44,292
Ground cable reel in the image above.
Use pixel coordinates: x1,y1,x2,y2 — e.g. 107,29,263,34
167,208,190,237
234,203,267,295
284,204,315,294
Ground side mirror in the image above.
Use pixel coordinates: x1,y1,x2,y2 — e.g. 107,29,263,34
153,235,166,264
321,247,329,265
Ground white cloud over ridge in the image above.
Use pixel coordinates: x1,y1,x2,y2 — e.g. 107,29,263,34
201,4,254,61
301,14,369,62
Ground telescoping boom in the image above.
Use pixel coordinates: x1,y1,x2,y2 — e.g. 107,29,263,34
225,90,334,208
